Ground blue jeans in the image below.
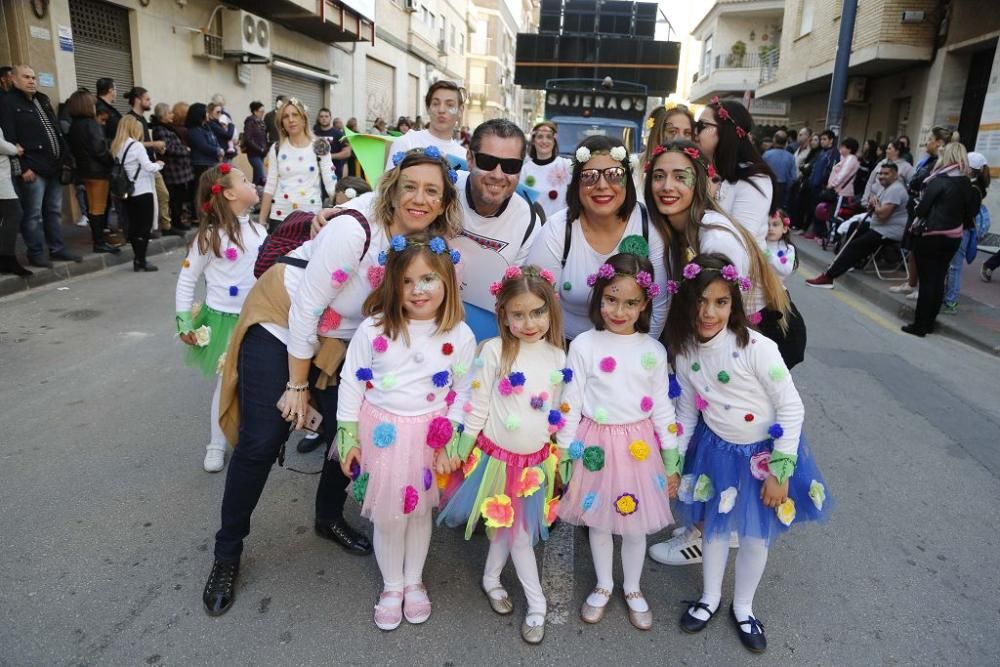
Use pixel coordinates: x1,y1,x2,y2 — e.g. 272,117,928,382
248,156,265,186
18,174,65,258
944,230,971,305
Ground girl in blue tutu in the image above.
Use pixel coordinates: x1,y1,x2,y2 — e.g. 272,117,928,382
175,164,265,472
665,252,831,653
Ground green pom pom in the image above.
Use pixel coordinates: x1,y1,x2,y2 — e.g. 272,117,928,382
583,446,605,472
641,352,657,370
717,371,730,384
525,175,536,187
505,414,521,431
768,364,788,382
562,281,572,291
692,362,701,372
618,235,650,258
594,407,609,424
352,472,369,503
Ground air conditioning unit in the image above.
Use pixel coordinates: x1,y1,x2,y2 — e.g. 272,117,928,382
845,77,867,103
221,9,271,61
192,31,223,60
404,0,418,12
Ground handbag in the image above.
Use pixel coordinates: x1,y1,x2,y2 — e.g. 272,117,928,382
58,147,76,186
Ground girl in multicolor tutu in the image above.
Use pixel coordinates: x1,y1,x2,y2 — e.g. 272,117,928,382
335,232,475,631
175,164,264,472
665,252,831,654
557,246,680,630
437,265,567,644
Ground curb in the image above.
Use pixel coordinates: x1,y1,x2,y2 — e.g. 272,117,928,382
795,243,1000,357
0,233,189,299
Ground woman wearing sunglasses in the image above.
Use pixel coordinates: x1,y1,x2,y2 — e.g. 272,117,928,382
694,98,776,250
526,135,669,340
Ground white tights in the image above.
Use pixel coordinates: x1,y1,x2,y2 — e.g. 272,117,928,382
690,536,769,622
208,376,226,451
373,512,433,606
482,527,546,624
587,529,649,612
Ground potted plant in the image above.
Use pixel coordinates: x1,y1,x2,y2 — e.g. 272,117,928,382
730,40,746,67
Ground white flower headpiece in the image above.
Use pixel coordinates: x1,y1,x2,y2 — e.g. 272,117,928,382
574,145,630,166
344,187,358,200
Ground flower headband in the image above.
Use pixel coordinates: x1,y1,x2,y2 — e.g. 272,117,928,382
488,265,556,297
586,263,661,299
709,96,748,139
666,262,751,295
391,146,459,184
574,145,629,166
645,144,718,180
201,163,232,212
377,235,461,266
275,97,307,114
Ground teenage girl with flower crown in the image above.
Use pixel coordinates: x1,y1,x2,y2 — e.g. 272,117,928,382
556,248,679,631
437,265,567,644
175,164,264,472
335,232,475,631
665,252,830,654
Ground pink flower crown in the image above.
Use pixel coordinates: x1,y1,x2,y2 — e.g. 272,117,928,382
644,144,718,180
667,262,751,295
709,96,748,139
488,265,557,297
586,263,661,299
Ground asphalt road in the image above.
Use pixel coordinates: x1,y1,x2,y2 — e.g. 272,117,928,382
2,249,999,666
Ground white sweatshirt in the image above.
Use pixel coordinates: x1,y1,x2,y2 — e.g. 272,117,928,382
557,329,678,456
765,239,796,284
699,210,765,315
673,327,803,458
520,156,572,219
117,138,162,197
525,205,669,339
716,174,772,251
337,316,476,423
264,140,337,221
175,216,266,313
462,337,568,455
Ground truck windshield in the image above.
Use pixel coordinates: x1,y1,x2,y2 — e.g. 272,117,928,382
556,123,634,156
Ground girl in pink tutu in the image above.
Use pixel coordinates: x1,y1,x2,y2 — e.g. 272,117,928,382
557,243,681,630
335,232,475,631
437,265,567,644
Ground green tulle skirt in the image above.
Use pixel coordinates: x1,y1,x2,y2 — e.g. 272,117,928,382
184,305,240,377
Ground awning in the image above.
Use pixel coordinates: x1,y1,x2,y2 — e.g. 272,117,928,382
225,0,375,44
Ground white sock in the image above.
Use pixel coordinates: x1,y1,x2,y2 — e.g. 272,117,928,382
587,528,614,607
733,538,769,624
690,537,729,621
621,533,648,612
373,520,405,606
208,377,226,452
509,527,546,622
403,512,433,604
483,536,511,599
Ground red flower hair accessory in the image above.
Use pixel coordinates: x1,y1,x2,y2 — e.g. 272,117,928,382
201,201,212,213
708,97,748,140
210,184,223,195
218,163,231,175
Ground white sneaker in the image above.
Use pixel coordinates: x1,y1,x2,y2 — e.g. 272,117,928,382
905,290,919,300
888,284,912,293
649,527,704,565
75,215,89,227
204,448,226,472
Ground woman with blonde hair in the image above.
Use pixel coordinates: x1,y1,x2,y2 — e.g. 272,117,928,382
112,114,164,271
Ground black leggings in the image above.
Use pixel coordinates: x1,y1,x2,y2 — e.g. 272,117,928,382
911,234,962,333
0,197,23,255
167,181,189,229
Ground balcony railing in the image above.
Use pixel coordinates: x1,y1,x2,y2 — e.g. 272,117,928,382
714,52,776,70
758,49,780,85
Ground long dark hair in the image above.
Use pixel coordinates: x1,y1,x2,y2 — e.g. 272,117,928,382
565,135,638,223
705,99,776,211
665,252,750,356
186,103,208,128
586,252,654,334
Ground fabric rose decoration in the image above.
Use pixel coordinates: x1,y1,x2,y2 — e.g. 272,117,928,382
575,146,592,163
403,485,419,514
513,467,544,497
609,146,628,162
425,416,453,449
682,263,702,280
194,325,212,347
628,440,650,461
614,492,638,516
582,446,605,472
749,451,771,480
373,422,397,448
481,494,515,528
544,496,560,526
776,498,796,526
718,486,738,514
693,474,715,502
809,480,826,511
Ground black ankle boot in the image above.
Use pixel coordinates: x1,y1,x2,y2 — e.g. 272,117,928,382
202,560,240,616
90,214,120,254
0,254,33,276
131,239,158,271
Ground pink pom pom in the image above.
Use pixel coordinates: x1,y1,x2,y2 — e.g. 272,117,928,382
463,401,473,413
676,422,684,436
426,416,453,449
403,485,419,514
512,385,524,395
503,266,522,280
695,393,709,411
489,281,503,296
498,377,513,396
317,307,342,334
331,268,350,285
599,357,617,373
539,269,555,285
445,390,457,406
640,396,653,412
224,248,238,261
367,265,385,290
748,311,763,326
372,335,388,353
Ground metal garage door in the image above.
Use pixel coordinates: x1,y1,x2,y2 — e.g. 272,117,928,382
271,68,325,122
69,0,134,113
366,57,395,128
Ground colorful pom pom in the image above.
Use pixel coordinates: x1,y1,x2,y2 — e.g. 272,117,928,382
513,467,544,497
441,343,454,356
594,407,609,424
463,401,473,413
423,468,433,491
352,472,369,503
403,485,419,514
562,281,572,291
224,248,238,261
582,446,605,472
768,423,784,439
355,367,373,382
530,395,545,410
331,268,350,285
599,357,617,373
744,413,755,422
695,393,709,411
498,377,513,396
668,374,681,399
628,440,649,461
390,235,407,252
372,335,388,353
429,236,447,254
228,285,239,297
426,416,453,449
614,492,639,516
560,402,570,414
380,373,397,390
568,441,584,460
640,396,653,412
768,364,788,382
373,423,396,448
505,414,521,431
582,492,598,511
317,307,342,334
432,370,450,388
562,368,573,383
692,362,701,372
489,281,503,296
445,390,457,406
547,409,562,426
717,370,730,384
481,494,514,528
509,372,526,387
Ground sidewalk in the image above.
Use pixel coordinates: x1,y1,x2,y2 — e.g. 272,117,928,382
0,220,191,298
794,234,1000,356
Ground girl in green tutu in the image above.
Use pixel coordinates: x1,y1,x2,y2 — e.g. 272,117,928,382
175,164,266,472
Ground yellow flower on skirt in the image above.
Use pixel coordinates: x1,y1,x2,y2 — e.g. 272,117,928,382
481,494,515,528
628,440,650,461
776,498,796,526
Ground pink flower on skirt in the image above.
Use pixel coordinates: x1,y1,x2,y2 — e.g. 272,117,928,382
403,485,419,514
425,416,453,449
749,452,771,481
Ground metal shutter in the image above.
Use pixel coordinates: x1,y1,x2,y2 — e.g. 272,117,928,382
366,57,395,126
69,0,134,114
271,69,325,121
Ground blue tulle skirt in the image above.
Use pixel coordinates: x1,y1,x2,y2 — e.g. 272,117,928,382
675,420,832,546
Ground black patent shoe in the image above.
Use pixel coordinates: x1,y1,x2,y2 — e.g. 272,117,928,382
296,432,328,454
315,518,372,555
730,603,767,653
679,599,718,634
202,560,240,617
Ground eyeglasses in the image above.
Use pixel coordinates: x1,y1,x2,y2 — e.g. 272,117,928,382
695,120,718,135
472,152,524,175
579,166,626,188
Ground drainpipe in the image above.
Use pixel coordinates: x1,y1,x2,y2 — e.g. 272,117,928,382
825,0,859,136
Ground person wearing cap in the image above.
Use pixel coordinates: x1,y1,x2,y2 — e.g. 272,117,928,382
944,151,991,308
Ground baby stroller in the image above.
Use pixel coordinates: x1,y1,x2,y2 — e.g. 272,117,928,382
814,195,862,251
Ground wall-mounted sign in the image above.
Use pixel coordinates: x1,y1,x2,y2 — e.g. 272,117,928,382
58,25,74,52
545,90,646,120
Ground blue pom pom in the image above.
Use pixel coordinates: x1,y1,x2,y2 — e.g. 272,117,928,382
229,285,239,296
391,151,406,166
768,423,784,440
355,367,373,382
391,235,407,252
449,248,461,264
569,440,584,460
668,373,682,399
377,250,388,266
447,169,458,184
547,409,562,426
373,422,396,448
456,423,464,433
428,237,447,254
432,370,450,388
582,491,597,511
509,372,526,387
424,145,441,159
561,368,573,383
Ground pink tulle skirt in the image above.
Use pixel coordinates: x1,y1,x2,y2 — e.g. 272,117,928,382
558,417,674,536
357,401,444,524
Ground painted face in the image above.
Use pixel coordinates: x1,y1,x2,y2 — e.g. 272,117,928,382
649,151,696,232
503,291,550,343
401,255,445,321
600,275,646,335
695,108,719,159
663,113,694,142
280,105,304,136
393,163,446,233
468,134,523,213
696,279,732,342
428,89,462,134
224,168,260,210
766,215,785,242
578,153,626,218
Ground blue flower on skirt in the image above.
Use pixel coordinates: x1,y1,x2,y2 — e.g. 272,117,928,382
569,440,584,460
373,423,397,448
432,370,450,388
656,474,667,491
582,492,598,511
668,373,682,399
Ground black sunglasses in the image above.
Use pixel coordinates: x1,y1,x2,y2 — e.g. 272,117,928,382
695,120,718,134
472,152,524,175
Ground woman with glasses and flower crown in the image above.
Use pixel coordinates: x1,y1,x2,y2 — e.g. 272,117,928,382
526,135,670,340
201,147,463,620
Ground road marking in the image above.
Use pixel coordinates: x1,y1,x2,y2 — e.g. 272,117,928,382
540,522,575,625
794,264,900,334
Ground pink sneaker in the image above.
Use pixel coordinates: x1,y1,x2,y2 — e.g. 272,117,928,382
374,591,404,631
403,583,432,624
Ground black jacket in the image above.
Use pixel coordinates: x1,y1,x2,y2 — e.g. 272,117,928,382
914,174,981,233
68,116,113,179
0,88,63,177
95,97,122,141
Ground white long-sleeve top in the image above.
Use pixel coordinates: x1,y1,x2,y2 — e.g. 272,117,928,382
463,337,568,455
264,140,336,222
337,316,476,423
0,127,18,200
175,216,266,314
716,174,772,251
699,210,765,315
557,329,678,456
765,239,795,285
673,328,803,459
117,138,161,196
525,205,669,339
